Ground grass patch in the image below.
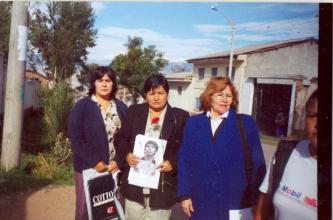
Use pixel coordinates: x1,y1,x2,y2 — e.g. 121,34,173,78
0,168,52,194
0,153,74,195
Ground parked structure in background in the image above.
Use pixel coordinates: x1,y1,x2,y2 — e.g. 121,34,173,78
164,72,196,114
116,85,135,106
0,59,48,115
167,37,318,137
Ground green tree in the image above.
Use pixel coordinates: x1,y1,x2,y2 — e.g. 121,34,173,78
0,2,11,63
111,36,168,103
75,63,99,91
29,2,97,81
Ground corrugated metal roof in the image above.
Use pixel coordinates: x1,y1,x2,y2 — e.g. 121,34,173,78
187,37,317,63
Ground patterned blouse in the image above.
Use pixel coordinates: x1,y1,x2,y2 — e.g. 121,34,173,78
91,95,121,161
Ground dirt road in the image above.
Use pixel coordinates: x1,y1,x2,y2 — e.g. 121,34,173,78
0,185,75,220
0,142,276,220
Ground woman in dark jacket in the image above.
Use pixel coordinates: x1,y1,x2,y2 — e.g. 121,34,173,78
68,66,127,220
114,73,189,220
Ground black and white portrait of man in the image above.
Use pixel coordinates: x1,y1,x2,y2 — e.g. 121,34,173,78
134,140,159,176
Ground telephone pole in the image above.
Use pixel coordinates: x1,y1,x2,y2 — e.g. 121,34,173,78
1,2,29,171
211,5,236,79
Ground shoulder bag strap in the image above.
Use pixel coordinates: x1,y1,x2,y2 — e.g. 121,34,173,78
236,114,252,184
270,139,299,195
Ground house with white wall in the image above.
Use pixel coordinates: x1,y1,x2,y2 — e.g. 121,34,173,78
184,37,318,137
164,72,197,113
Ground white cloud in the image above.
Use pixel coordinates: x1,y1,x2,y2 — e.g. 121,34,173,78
193,17,318,44
87,15,318,65
87,26,226,64
91,2,107,15
194,24,230,33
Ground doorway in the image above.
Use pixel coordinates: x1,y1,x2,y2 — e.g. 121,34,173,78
253,83,292,137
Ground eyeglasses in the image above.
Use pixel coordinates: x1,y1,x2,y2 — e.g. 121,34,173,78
213,93,233,100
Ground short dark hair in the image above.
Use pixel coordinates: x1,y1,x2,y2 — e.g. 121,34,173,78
305,89,318,115
88,66,118,98
145,140,159,151
143,73,169,95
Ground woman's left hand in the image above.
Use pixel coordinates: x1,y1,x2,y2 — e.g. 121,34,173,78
157,160,173,172
107,160,119,174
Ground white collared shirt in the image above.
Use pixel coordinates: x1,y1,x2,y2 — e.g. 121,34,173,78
206,111,229,135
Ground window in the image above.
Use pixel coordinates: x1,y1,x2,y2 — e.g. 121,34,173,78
177,86,182,95
225,67,236,81
195,98,201,110
211,67,218,77
198,68,205,80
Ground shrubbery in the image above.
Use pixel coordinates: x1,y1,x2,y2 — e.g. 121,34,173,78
40,81,75,147
32,132,73,180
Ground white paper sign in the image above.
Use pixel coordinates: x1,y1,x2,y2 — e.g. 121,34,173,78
128,134,167,189
229,207,253,220
17,25,28,61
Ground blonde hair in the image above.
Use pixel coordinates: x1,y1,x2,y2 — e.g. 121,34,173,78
199,76,239,111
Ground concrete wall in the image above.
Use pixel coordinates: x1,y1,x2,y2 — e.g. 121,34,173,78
245,41,318,79
24,79,41,110
168,81,195,112
193,61,228,80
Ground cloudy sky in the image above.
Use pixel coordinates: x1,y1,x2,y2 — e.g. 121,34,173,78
87,2,318,65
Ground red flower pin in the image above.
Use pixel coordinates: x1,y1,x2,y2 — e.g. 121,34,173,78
151,117,160,124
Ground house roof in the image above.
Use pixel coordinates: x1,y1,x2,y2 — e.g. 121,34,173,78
187,37,317,63
26,69,48,81
165,72,193,82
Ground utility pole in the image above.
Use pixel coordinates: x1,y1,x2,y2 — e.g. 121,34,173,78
211,5,236,79
1,2,29,171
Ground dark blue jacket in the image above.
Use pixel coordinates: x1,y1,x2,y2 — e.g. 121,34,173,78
177,109,266,220
68,96,128,173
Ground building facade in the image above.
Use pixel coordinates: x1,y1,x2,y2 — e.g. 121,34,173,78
171,37,318,137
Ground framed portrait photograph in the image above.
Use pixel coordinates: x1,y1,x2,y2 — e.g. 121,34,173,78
128,134,167,189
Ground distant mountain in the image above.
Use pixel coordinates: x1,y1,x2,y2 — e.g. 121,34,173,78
161,62,193,74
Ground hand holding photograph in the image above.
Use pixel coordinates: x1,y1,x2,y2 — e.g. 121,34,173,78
128,134,167,189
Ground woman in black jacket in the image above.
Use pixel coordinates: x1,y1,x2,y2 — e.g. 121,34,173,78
114,73,189,220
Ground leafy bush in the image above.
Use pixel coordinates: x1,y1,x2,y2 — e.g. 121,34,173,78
40,81,75,147
32,132,73,181
52,132,72,165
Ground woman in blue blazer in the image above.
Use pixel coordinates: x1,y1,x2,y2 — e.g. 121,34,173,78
177,76,266,220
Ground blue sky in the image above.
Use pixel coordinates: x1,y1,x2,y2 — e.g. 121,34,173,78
87,2,319,65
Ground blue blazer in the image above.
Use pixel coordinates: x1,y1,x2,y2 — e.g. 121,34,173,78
68,96,128,173
177,109,266,220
